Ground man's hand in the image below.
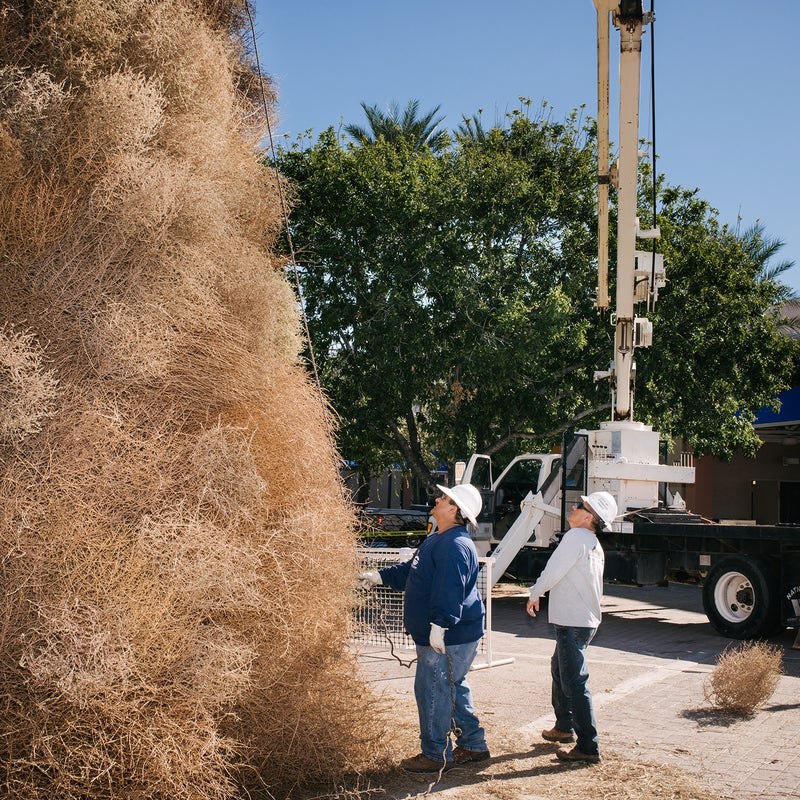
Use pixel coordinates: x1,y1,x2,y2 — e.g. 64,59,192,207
429,623,447,654
357,571,382,590
526,596,540,617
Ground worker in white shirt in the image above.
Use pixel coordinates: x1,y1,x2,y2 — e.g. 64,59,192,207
526,491,618,764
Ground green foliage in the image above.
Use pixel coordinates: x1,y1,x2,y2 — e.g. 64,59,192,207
636,186,797,459
275,102,798,485
344,99,449,153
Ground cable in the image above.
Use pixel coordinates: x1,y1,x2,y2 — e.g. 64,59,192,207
648,0,658,310
242,2,335,434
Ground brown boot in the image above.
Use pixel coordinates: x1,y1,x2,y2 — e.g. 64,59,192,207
400,753,453,773
453,745,491,764
556,746,601,764
541,727,575,743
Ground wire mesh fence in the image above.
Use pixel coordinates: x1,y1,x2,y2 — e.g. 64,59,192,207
354,548,513,669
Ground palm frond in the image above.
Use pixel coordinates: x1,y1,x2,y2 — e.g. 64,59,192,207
344,99,447,152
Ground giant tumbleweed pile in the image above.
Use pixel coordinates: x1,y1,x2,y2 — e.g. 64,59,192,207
0,1,387,798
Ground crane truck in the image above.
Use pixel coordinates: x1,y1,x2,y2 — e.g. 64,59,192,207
454,0,800,643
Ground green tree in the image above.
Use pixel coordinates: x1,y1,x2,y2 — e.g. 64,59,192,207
278,107,603,493
278,130,451,493
426,108,604,459
344,99,449,153
276,106,798,493
636,189,797,458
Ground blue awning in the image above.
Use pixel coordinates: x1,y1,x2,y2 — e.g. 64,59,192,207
753,385,800,428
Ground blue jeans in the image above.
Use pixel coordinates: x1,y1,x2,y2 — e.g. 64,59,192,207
551,625,599,756
414,639,487,762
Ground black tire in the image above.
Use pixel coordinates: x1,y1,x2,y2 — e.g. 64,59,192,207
702,556,781,639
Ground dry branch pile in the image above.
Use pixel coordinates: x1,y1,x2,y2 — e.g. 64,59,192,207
704,641,783,715
0,2,387,798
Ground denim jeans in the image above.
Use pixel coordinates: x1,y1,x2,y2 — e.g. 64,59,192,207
414,639,487,761
551,624,599,755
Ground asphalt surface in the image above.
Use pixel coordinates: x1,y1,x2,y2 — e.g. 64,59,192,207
357,581,800,800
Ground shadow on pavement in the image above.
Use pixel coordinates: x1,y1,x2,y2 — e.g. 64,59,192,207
489,580,800,668
681,707,749,727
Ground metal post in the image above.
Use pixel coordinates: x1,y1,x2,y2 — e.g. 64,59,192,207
471,558,515,670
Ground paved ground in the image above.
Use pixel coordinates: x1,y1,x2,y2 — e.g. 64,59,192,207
357,581,800,800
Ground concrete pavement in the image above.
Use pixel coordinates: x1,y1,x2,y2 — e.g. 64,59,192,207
356,581,800,800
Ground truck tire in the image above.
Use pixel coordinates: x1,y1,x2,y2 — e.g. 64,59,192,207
702,556,780,639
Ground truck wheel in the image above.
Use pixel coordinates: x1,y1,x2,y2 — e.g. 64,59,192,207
702,556,780,639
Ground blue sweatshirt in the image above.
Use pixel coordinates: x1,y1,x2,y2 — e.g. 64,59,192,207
379,525,485,646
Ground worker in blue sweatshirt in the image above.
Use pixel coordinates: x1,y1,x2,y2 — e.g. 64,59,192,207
358,483,490,773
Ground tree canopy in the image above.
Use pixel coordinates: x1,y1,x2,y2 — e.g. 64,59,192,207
275,101,798,494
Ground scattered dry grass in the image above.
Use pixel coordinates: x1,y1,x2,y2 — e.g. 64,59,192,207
296,726,724,800
0,1,386,798
704,640,783,715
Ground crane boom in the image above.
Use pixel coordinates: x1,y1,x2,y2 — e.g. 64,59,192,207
594,0,658,420
612,3,644,419
594,0,614,311
459,2,695,592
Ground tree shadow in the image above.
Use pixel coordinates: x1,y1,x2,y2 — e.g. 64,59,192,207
483,745,599,781
763,701,800,712
491,584,800,669
682,697,800,728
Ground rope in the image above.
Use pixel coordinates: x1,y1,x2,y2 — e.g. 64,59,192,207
358,578,462,794
413,651,460,797
648,0,659,311
363,588,417,668
242,2,337,438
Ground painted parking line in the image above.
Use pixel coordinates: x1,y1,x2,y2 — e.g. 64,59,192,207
517,658,708,735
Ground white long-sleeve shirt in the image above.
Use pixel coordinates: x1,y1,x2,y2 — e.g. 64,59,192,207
528,526,604,628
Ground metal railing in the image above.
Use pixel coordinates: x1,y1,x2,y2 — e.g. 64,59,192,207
354,548,513,669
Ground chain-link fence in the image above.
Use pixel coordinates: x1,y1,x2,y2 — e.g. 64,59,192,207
354,547,513,669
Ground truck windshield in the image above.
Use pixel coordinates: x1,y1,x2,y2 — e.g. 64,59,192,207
497,459,542,507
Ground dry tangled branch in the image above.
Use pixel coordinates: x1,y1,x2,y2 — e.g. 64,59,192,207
0,1,387,798
703,640,783,715
0,324,59,446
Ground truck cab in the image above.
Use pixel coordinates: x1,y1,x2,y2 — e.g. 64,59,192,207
457,452,562,556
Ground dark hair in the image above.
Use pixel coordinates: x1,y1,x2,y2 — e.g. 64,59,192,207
578,501,604,533
589,515,604,534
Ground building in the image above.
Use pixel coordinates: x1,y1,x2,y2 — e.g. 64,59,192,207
687,385,800,525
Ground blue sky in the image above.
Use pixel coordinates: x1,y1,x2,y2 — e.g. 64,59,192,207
252,0,800,293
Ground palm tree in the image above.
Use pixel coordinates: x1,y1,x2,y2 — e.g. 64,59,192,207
738,222,800,331
740,223,795,293
455,112,489,143
345,99,449,152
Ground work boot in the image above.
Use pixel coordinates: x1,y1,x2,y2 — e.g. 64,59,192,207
556,746,601,764
399,753,453,773
452,745,491,764
541,727,575,743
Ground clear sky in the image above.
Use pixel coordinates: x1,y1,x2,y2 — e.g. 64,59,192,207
252,0,800,293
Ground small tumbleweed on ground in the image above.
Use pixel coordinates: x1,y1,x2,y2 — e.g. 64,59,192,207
704,640,783,714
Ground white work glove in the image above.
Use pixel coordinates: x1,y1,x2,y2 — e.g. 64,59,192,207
357,571,382,590
429,623,447,654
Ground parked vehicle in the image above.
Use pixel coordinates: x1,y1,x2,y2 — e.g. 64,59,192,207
357,506,429,548
458,438,800,641
448,1,800,644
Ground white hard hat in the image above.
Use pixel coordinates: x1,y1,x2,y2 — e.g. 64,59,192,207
580,490,618,531
436,483,482,527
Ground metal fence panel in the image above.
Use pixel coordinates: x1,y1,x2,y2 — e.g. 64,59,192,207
354,548,514,669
